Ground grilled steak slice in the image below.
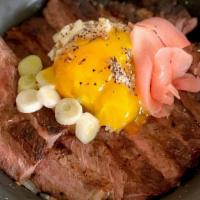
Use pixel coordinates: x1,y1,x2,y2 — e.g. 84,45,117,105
19,17,55,52
170,100,200,160
179,92,200,123
44,0,100,31
142,118,192,169
123,98,200,188
120,96,200,189
4,17,56,61
0,93,67,181
105,1,154,23
97,130,170,199
129,128,182,185
0,109,47,182
32,142,113,200
0,36,66,182
5,29,51,66
59,135,127,199
29,108,68,147
43,0,77,30
62,0,99,21
4,38,31,59
0,38,18,109
0,39,44,181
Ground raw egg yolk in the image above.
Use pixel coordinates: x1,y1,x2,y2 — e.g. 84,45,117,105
47,29,143,131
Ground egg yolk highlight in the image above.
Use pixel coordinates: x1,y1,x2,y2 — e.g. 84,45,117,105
45,29,143,131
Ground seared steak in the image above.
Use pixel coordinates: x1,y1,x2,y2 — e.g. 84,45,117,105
0,38,18,109
43,0,99,31
143,118,192,169
170,100,200,159
32,142,111,200
0,40,67,180
19,17,56,52
59,135,127,199
97,130,170,199
43,0,77,31
4,38,31,60
180,92,200,123
29,108,68,147
0,0,200,200
0,108,47,182
0,108,68,182
62,0,99,21
129,128,182,185
5,29,51,66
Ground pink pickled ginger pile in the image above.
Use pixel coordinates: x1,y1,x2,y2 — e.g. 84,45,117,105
130,17,200,118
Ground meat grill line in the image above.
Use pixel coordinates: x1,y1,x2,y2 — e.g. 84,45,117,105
0,0,200,199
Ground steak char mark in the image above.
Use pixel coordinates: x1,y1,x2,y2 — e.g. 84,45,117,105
32,141,112,200
0,109,47,182
29,108,69,148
